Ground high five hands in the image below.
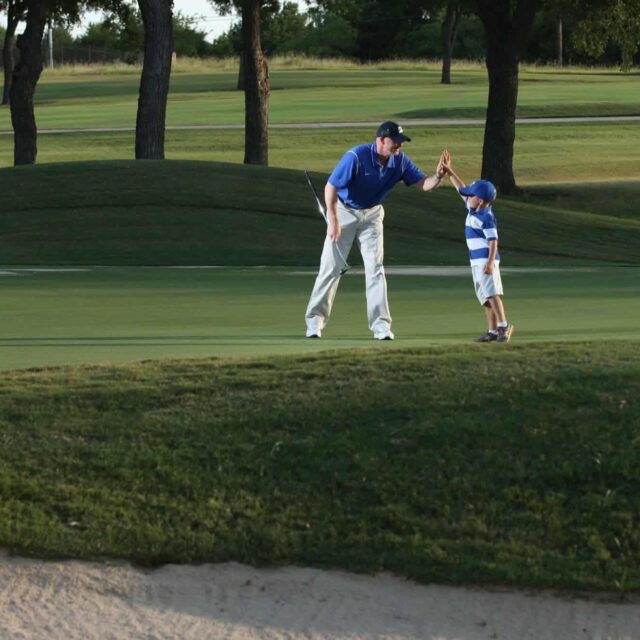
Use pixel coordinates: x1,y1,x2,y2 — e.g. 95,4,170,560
437,149,451,178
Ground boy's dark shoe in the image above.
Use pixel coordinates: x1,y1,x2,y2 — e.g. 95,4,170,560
473,332,498,343
497,323,514,343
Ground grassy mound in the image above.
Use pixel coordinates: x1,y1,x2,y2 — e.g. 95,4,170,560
1,160,639,266
1,341,638,590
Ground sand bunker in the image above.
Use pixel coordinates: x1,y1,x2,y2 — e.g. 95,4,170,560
1,555,637,640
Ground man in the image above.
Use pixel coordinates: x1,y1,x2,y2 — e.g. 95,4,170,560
305,121,446,340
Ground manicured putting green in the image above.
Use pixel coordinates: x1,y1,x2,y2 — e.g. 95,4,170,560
1,266,638,372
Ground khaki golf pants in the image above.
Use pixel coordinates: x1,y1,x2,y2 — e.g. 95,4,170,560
305,201,392,335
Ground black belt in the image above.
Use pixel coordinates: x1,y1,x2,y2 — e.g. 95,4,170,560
338,197,372,210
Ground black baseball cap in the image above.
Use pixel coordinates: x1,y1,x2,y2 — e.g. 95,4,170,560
376,121,411,143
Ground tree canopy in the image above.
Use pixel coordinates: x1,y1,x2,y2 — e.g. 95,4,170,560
568,0,640,69
5,0,630,66
204,0,637,65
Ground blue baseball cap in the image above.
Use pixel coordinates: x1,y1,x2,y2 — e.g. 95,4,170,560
376,121,411,143
459,180,497,203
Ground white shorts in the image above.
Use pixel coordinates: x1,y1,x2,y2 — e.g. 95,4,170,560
471,263,503,305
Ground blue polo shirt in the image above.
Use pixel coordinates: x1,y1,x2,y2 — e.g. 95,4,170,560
328,142,426,209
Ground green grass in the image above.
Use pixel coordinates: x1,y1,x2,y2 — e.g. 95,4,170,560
1,160,639,266
0,61,638,588
1,342,639,591
2,121,640,183
0,266,638,371
0,61,637,132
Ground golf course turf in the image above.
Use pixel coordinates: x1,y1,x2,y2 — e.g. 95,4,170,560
1,342,639,591
0,60,638,592
0,265,639,371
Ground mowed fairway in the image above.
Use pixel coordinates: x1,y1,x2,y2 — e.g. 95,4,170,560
1,265,638,371
0,60,637,134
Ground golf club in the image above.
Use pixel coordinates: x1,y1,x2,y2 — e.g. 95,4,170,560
304,170,350,275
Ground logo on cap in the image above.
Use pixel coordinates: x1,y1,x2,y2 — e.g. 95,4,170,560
376,121,411,143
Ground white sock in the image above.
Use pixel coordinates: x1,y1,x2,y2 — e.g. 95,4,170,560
498,321,508,328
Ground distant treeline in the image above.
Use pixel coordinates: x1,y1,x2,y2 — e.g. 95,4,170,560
211,2,636,67
1,1,635,67
0,10,214,65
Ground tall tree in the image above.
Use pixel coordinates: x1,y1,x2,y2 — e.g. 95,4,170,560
1,0,27,105
569,0,640,69
440,0,461,84
241,0,268,164
474,0,540,194
7,0,124,165
10,0,47,165
309,0,440,61
208,1,282,90
474,0,638,193
135,0,173,159
209,0,269,165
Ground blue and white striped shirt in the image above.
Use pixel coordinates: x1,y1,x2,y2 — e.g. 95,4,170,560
465,200,500,266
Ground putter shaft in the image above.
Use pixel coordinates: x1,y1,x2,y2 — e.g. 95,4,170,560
304,171,350,274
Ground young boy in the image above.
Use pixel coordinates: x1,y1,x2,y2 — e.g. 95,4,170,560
441,151,514,343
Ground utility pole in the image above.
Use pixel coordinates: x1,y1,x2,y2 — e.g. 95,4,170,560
48,20,54,68
557,17,563,67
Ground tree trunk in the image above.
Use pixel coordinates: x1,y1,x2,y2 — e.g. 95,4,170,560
237,49,245,90
242,0,269,166
476,0,539,194
9,0,47,166
2,35,16,106
135,0,173,160
482,46,519,193
440,1,461,85
2,5,22,106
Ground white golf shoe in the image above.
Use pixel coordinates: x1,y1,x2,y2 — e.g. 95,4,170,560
374,330,395,341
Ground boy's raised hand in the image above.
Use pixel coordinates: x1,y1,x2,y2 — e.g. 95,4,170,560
439,149,451,175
